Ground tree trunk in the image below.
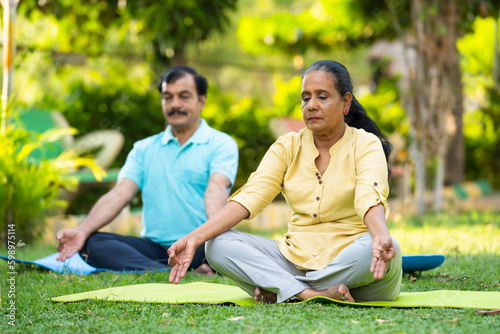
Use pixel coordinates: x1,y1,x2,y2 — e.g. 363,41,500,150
445,2,465,185
410,134,427,214
407,0,464,213
409,0,429,214
445,63,465,185
1,0,19,135
172,45,187,67
494,18,499,89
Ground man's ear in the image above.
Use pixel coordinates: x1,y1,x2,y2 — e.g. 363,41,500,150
199,95,207,109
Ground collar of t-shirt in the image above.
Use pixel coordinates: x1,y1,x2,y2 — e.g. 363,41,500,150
161,119,210,146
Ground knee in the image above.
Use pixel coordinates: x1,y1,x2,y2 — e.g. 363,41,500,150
205,230,246,265
82,232,113,252
205,231,231,263
388,237,402,273
82,233,99,250
391,237,402,263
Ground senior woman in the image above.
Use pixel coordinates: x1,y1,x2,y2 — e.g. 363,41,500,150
168,60,402,304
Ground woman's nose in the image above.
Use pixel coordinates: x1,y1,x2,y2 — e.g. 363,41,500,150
308,97,318,110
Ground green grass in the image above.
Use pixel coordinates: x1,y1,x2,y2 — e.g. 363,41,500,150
1,211,500,333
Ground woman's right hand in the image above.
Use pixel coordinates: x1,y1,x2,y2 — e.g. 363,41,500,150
168,235,200,284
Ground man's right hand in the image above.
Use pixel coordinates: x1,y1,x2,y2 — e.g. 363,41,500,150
56,228,87,261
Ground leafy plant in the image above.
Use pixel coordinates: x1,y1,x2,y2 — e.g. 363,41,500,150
0,105,104,246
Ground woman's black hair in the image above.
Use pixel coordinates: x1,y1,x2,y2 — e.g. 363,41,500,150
302,60,392,164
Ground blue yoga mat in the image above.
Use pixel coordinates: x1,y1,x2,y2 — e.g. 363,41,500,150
402,254,445,273
0,253,169,275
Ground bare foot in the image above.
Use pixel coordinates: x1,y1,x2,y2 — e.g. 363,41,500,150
254,287,277,304
193,263,215,276
296,284,355,303
323,284,354,302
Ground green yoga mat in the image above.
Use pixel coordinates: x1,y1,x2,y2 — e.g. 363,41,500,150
51,282,500,310
53,283,255,306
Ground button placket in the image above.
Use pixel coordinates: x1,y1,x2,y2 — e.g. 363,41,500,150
312,171,324,219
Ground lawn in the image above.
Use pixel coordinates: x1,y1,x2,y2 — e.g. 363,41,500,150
1,211,499,333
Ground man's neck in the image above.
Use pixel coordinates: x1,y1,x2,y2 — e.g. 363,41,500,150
171,120,201,146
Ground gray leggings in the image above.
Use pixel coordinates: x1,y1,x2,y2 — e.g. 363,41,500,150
206,230,402,303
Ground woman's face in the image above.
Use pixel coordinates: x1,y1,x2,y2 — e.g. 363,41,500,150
301,70,351,137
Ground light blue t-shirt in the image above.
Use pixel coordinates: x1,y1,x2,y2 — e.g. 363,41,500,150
118,119,238,245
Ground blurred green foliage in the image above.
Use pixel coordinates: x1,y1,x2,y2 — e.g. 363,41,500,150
357,78,407,136
458,16,500,188
464,88,500,188
0,106,104,244
237,0,382,57
19,0,238,65
203,87,275,188
270,76,302,118
15,52,161,167
4,0,500,218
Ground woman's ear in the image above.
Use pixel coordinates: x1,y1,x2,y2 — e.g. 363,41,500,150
343,92,353,108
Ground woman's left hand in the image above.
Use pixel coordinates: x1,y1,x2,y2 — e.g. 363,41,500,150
370,234,396,279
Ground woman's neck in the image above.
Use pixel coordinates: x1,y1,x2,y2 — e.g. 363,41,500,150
312,123,346,151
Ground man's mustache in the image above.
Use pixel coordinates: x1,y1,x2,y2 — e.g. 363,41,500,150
167,109,188,116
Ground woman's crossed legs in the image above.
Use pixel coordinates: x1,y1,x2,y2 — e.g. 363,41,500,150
206,230,401,303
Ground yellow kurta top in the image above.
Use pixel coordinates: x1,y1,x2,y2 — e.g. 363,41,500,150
229,125,390,271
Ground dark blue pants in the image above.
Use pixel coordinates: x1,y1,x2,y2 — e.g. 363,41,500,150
79,232,208,271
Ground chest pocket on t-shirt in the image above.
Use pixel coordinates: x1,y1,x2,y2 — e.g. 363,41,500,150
183,169,209,187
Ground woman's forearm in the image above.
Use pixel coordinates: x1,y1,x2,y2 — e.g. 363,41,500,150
364,203,391,238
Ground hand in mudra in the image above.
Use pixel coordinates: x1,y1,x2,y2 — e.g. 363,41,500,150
168,236,199,284
56,228,86,261
370,235,396,279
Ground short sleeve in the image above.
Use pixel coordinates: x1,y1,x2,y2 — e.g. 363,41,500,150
354,133,390,220
117,141,145,189
229,135,290,219
209,133,239,189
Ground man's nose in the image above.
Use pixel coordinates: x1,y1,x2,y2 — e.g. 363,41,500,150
171,96,182,109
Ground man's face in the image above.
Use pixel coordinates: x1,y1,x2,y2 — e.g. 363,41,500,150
161,74,206,132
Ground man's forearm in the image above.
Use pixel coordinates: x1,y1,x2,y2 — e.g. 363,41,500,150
204,173,231,219
205,188,229,220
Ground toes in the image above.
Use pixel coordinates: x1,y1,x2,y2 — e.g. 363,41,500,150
254,287,277,304
337,284,347,295
325,284,355,303
337,284,354,302
254,287,263,303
